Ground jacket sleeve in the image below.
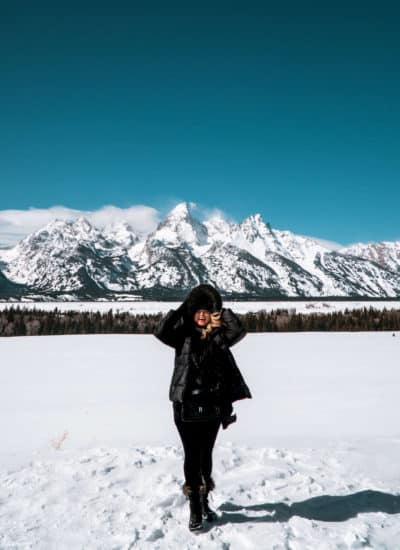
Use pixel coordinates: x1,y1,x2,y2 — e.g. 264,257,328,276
153,305,187,349
220,308,247,347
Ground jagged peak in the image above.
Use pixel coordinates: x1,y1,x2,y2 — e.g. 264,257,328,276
21,217,98,248
39,216,93,232
239,213,274,241
149,201,208,247
23,218,69,241
240,212,267,226
166,201,195,221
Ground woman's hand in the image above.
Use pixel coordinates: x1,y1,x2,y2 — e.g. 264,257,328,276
219,308,247,347
210,310,222,328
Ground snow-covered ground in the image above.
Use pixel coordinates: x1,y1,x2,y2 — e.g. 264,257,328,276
0,299,399,315
1,332,400,548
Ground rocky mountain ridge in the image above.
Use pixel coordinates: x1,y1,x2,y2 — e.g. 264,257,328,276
0,202,399,300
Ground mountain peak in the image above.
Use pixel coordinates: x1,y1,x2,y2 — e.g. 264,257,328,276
148,201,208,248
166,201,195,220
241,212,266,226
240,212,272,241
39,217,93,234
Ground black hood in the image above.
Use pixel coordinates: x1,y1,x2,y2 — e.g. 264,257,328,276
185,284,223,317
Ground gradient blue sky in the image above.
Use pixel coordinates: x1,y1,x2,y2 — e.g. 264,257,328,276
1,6,399,245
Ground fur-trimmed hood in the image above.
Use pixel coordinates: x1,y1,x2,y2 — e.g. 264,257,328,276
185,284,223,317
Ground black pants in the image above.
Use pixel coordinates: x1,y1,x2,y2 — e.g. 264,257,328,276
173,401,221,488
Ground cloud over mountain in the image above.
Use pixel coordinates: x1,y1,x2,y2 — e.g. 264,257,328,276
0,205,161,247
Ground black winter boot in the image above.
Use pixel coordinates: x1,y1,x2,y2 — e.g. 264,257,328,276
182,483,203,532
200,477,218,522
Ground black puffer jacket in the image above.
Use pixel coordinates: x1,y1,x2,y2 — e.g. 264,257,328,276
154,305,252,403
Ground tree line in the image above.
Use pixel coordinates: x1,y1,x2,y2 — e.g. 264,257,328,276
0,305,399,337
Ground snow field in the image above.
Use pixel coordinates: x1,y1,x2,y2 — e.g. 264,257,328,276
1,332,400,548
2,441,400,549
0,299,399,315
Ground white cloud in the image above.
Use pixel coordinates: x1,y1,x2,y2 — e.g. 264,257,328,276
195,203,237,224
0,205,160,247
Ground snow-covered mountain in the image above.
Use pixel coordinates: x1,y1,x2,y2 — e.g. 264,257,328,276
0,202,399,300
339,241,400,274
0,218,138,298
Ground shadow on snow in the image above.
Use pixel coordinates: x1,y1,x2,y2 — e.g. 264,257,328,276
212,490,400,525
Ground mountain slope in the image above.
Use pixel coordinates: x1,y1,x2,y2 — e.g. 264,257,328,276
339,241,400,274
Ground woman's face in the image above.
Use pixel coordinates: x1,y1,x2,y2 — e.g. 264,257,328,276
194,309,211,327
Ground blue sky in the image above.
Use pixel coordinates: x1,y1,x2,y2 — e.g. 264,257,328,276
1,7,399,245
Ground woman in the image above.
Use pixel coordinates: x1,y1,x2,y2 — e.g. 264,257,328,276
154,284,252,532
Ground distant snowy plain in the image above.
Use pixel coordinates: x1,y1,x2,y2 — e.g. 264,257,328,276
1,331,400,549
0,299,399,315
